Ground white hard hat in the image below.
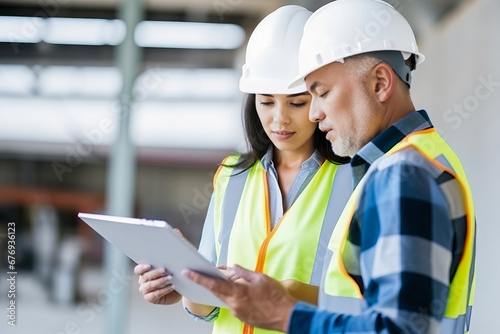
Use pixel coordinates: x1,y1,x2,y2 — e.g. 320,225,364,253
289,0,425,88
239,5,312,94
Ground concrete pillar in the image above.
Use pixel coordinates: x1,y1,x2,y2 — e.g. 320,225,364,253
103,0,143,333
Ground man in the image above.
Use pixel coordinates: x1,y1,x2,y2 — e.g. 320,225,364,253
185,1,476,333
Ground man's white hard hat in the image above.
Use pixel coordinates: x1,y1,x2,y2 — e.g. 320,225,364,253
289,0,425,89
239,5,312,94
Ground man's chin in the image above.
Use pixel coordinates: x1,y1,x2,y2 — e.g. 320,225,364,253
331,142,349,158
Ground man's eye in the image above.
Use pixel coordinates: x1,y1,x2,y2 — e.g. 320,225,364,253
319,91,329,98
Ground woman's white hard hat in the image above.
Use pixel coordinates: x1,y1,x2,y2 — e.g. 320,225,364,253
239,5,312,95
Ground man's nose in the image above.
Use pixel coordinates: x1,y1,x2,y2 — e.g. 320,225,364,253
309,97,325,123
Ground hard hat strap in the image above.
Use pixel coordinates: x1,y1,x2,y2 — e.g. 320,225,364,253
362,50,413,87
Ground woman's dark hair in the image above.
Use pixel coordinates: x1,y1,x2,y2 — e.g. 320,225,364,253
226,93,350,171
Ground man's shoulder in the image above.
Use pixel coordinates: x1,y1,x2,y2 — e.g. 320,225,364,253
371,147,443,180
359,147,451,198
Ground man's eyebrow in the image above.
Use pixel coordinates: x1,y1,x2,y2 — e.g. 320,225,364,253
309,81,323,93
286,92,311,98
259,93,310,98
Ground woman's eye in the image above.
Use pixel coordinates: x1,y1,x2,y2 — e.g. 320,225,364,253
260,102,273,106
290,102,306,107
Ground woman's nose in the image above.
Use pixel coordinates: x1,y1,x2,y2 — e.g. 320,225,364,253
273,106,290,125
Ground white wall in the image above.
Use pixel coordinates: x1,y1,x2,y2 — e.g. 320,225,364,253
411,0,500,331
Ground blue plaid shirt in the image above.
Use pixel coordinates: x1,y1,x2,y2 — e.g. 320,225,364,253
289,110,469,334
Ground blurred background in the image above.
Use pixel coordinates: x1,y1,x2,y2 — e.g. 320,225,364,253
0,0,498,333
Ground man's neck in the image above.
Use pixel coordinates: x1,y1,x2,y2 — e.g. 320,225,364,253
379,93,416,134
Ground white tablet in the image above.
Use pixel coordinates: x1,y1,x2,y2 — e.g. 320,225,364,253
78,212,228,307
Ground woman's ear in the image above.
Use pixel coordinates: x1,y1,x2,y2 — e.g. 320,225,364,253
371,62,395,103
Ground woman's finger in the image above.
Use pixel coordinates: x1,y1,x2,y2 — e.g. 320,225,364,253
139,274,173,295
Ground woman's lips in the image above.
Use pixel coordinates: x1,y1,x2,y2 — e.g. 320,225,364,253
272,130,295,140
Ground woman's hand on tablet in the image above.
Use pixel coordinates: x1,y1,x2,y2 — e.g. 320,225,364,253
134,264,182,305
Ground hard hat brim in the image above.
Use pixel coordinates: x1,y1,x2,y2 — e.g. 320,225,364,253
288,75,307,90
288,51,425,91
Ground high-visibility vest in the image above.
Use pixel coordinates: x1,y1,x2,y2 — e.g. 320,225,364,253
319,128,476,333
211,154,352,334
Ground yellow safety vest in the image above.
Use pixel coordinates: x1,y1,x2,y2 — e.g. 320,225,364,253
211,154,352,334
320,128,476,333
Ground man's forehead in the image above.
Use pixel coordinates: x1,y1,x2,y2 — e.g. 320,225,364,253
305,62,339,91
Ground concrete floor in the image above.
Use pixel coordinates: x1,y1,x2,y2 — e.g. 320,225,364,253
0,269,214,334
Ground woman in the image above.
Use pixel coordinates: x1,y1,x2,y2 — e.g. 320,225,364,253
135,6,352,334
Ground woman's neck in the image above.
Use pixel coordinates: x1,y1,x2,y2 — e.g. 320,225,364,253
273,145,315,170
273,144,315,208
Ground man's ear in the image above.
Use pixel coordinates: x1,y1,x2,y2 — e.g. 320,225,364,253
371,62,395,103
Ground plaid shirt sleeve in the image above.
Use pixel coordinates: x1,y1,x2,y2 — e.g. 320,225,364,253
289,153,465,333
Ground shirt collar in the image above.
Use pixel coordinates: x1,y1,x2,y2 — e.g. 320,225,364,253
260,146,323,172
260,146,274,171
350,109,434,187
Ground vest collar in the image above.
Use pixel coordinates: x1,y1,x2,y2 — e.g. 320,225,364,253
350,109,434,188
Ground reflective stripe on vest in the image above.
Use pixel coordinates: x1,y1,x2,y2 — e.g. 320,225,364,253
217,163,251,267
319,128,476,333
212,155,351,334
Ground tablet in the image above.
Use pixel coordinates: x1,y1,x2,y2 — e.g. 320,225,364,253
78,212,228,307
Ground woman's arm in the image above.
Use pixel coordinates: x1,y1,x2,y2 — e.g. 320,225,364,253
281,280,319,305
182,297,218,317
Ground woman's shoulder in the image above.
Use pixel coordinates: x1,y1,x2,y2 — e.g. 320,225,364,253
213,154,255,191
220,154,242,166
214,154,244,181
